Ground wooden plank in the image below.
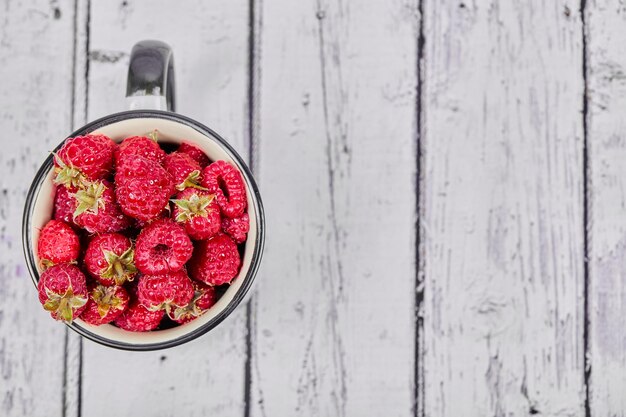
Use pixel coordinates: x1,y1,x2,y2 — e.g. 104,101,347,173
0,0,76,415
586,1,626,414
421,1,585,415
80,1,250,415
250,0,418,415
63,1,90,416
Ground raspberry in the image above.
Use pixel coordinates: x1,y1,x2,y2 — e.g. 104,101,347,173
53,186,77,225
136,270,194,313
178,142,210,168
221,212,250,244
37,264,88,323
168,281,218,324
41,130,250,331
134,218,193,274
72,180,131,234
114,288,164,332
171,188,221,240
189,233,241,285
37,220,80,269
114,155,175,221
84,233,137,286
53,134,117,188
115,134,166,166
201,161,247,218
164,152,205,191
80,284,129,326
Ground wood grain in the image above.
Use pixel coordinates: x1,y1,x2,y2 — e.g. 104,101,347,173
586,0,626,414
6,1,623,415
80,1,250,416
0,0,76,415
421,0,586,415
250,0,418,415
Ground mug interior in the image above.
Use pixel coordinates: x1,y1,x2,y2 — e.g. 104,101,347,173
23,112,262,349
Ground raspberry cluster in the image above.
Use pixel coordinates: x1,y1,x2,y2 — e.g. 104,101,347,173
36,132,250,331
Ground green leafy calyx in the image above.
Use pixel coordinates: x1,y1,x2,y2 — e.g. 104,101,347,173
100,248,137,286
43,286,87,324
175,170,208,191
52,153,87,189
71,181,106,219
171,193,215,223
148,130,159,142
91,285,125,318
172,290,205,321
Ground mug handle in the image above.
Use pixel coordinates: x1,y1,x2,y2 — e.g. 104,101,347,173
126,40,176,112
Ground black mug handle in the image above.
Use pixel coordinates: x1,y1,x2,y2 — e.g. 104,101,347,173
126,40,176,112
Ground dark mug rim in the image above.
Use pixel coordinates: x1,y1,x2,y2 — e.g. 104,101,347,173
22,109,265,351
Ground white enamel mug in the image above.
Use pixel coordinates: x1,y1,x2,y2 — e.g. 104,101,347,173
22,40,265,350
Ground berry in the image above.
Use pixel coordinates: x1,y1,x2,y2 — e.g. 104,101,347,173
80,284,129,326
37,264,88,323
72,180,131,234
171,188,221,240
114,289,164,332
53,186,77,225
221,213,250,244
136,270,194,313
54,134,116,188
168,281,218,324
188,233,241,286
115,155,175,221
84,233,137,286
164,152,205,191
201,161,247,218
115,133,166,166
178,142,210,168
135,218,193,274
37,220,80,269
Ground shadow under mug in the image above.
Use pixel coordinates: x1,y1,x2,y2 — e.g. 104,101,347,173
21,40,265,351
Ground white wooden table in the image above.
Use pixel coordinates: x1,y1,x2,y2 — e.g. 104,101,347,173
1,0,624,416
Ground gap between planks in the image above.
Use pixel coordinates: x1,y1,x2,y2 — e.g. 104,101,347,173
414,0,426,415
244,0,262,415
579,0,592,416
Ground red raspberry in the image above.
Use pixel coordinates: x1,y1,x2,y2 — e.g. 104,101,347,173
84,233,137,286
54,134,116,188
115,134,166,166
72,180,131,234
80,284,129,326
168,281,218,324
134,218,193,274
178,142,210,168
37,264,88,323
201,161,247,218
189,233,241,285
37,220,80,269
164,152,204,191
53,186,77,225
136,270,194,313
115,155,175,221
114,289,164,332
221,212,250,244
171,188,221,240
